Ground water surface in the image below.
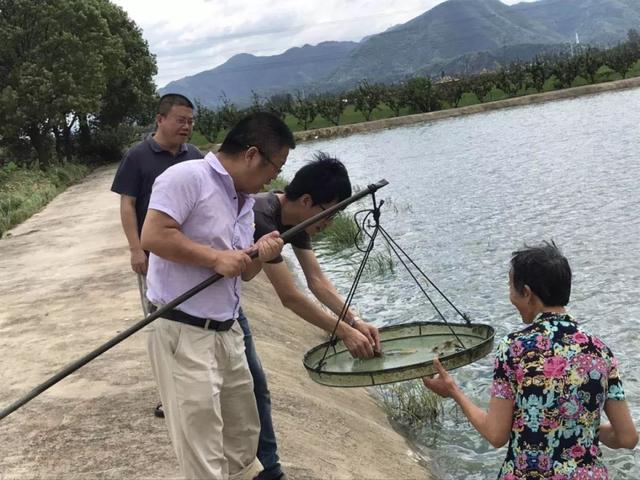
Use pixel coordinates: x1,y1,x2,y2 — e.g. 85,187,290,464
281,88,640,479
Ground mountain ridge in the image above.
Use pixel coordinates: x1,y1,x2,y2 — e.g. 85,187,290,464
160,0,640,106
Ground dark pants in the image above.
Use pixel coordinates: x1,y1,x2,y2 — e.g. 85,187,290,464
238,309,283,480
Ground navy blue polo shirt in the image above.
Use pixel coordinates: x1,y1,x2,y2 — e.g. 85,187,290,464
111,135,203,235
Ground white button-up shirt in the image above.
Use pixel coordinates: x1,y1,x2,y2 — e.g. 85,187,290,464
146,152,255,320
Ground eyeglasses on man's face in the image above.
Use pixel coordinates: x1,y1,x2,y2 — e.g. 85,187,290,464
247,145,283,175
174,116,194,127
317,203,340,221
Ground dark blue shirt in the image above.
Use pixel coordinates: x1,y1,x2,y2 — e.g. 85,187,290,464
111,135,203,235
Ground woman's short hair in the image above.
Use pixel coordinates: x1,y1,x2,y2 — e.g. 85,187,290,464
510,241,572,306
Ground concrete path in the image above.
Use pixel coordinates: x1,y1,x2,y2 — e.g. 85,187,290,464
0,165,430,480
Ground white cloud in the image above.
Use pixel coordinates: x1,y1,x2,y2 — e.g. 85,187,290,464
112,0,531,88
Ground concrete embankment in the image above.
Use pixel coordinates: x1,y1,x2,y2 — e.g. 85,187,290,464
0,166,430,479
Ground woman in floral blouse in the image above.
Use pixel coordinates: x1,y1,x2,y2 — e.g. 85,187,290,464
423,242,638,479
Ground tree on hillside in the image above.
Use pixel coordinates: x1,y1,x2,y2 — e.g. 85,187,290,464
525,56,550,93
606,43,637,79
437,78,467,108
496,63,526,97
579,47,604,84
401,77,440,113
194,101,220,143
217,93,241,130
551,54,580,89
315,94,346,126
249,91,264,114
264,93,292,120
352,80,382,121
289,91,317,130
627,29,640,57
0,0,157,167
468,73,495,103
380,83,405,116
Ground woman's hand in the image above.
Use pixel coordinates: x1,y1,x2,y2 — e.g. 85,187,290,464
422,358,459,398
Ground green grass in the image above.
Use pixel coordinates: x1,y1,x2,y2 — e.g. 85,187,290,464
0,161,89,237
363,248,396,277
189,130,209,147
316,212,360,251
262,175,289,192
376,380,443,427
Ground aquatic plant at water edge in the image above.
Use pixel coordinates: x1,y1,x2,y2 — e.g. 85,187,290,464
376,379,443,427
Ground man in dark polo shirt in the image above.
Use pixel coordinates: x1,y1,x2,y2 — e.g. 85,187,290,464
111,93,202,316
243,152,381,480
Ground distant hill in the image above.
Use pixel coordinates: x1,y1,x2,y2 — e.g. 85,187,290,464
511,0,640,45
327,0,564,84
160,41,357,107
160,0,640,106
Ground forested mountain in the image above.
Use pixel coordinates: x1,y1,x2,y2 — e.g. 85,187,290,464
327,0,563,83
511,0,640,45
160,0,640,105
160,41,357,106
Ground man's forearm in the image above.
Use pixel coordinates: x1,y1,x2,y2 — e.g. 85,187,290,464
282,291,349,334
310,278,358,322
120,200,142,251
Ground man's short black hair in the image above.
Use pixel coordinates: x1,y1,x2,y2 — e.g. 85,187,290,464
284,152,352,205
158,93,195,115
218,112,295,158
510,241,572,307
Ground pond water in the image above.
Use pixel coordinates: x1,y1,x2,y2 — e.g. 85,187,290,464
281,88,640,479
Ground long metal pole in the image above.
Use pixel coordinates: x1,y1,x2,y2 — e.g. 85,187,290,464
0,179,388,421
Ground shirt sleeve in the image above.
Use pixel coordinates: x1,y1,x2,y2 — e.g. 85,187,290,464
290,231,312,250
490,335,516,400
253,207,286,264
111,149,142,197
606,351,625,401
148,164,199,225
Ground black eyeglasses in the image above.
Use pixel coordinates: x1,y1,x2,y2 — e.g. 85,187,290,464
317,203,340,220
247,145,283,174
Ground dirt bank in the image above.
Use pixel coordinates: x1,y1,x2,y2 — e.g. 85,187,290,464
0,166,430,480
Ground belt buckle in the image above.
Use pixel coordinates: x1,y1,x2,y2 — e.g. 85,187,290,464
204,318,211,330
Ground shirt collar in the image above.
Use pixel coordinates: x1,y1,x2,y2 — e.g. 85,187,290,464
205,152,254,206
146,134,188,155
534,311,575,324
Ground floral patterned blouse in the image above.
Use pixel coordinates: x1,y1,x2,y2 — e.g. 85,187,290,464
490,312,625,480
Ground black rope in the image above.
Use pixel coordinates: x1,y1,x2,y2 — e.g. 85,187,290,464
377,227,467,350
315,193,382,371
378,225,471,324
315,190,473,369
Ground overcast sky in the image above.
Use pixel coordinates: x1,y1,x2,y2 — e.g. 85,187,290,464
112,0,535,88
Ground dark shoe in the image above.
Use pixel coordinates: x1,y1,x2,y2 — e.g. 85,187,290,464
255,471,288,480
154,403,165,418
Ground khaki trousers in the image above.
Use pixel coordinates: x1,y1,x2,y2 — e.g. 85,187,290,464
148,317,262,480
